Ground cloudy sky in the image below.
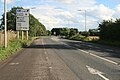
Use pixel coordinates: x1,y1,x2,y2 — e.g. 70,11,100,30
0,0,120,31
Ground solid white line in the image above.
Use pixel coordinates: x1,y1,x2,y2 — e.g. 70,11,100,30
79,49,89,53
98,74,109,80
89,53,118,65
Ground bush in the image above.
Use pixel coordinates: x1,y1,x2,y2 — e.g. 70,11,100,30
69,34,86,41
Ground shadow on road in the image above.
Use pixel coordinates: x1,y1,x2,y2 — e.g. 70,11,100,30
25,44,77,50
63,41,120,59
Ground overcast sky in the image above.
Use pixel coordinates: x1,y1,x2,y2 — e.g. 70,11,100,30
0,0,120,31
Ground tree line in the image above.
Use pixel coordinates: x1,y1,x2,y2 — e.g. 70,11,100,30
99,19,120,41
51,28,78,37
0,7,46,36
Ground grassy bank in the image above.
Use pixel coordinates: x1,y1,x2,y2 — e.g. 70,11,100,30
69,34,99,41
68,34,120,47
0,37,38,61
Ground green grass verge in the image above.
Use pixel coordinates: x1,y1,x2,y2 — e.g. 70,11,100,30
0,37,38,61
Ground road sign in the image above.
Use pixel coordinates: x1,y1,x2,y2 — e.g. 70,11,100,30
16,9,29,31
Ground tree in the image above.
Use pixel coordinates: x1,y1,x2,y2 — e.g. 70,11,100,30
89,29,99,36
69,28,78,37
46,30,51,36
60,28,70,36
0,6,46,36
99,19,120,41
79,31,90,37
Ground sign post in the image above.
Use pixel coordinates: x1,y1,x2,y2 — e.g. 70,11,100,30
16,9,29,40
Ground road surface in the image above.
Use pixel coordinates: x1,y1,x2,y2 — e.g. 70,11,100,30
0,36,120,80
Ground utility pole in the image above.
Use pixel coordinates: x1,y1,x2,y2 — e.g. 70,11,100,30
4,0,7,48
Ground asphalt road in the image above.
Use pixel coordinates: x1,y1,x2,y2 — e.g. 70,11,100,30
0,36,120,80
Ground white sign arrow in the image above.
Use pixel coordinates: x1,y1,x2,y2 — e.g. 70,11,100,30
86,65,110,80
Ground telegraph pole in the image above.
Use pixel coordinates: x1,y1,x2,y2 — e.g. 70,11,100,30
4,0,7,48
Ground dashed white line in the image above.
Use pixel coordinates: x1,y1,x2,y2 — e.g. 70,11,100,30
9,62,19,65
49,67,52,69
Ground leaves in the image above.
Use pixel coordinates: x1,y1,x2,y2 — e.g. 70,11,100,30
99,19,120,41
0,6,46,36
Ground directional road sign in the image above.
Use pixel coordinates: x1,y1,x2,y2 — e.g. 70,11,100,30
16,9,29,31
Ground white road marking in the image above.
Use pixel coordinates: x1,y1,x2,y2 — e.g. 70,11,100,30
9,62,19,65
89,53,118,65
59,41,119,66
86,65,109,80
49,67,52,69
78,49,89,53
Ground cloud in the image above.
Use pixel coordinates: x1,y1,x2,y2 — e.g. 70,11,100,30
88,4,115,20
55,0,74,4
22,0,120,31
1,0,13,3
113,4,120,18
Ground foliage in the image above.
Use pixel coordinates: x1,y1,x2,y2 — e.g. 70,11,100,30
60,28,70,36
88,29,100,36
51,28,78,37
29,14,46,36
0,36,38,61
69,28,78,37
0,6,46,36
0,39,23,60
99,19,120,41
69,34,85,41
46,30,51,36
79,31,90,37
